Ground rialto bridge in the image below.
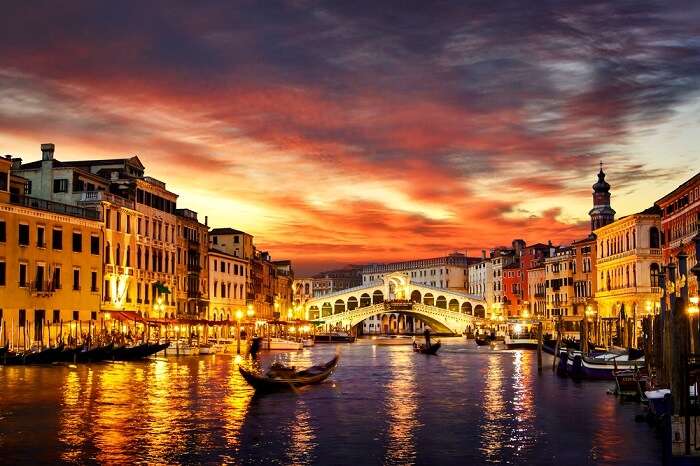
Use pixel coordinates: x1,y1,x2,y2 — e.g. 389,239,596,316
302,272,488,334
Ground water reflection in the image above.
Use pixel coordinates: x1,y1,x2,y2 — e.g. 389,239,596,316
383,349,419,465
510,350,536,458
59,367,93,463
287,399,317,465
480,353,506,461
222,357,254,460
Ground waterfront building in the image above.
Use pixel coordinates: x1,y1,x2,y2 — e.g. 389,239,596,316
361,252,478,291
593,207,663,346
527,265,546,318
490,246,518,319
14,144,179,319
656,172,700,298
571,235,597,317
272,260,295,318
544,247,576,334
175,209,209,318
249,249,294,319
502,263,523,317
0,156,103,345
293,278,313,305
207,248,247,321
209,227,254,259
468,255,493,308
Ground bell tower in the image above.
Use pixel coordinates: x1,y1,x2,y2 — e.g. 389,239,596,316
589,162,615,231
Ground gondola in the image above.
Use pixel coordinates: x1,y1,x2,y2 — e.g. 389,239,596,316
474,337,492,346
66,343,114,363
413,340,441,355
0,344,66,365
113,342,170,360
239,355,339,391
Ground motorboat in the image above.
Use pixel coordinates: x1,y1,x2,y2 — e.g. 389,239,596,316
302,338,315,347
372,335,414,346
198,343,215,355
504,334,538,350
164,341,200,356
314,332,356,343
261,337,303,351
239,355,339,391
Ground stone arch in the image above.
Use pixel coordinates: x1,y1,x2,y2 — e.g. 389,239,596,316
334,299,345,314
372,290,384,304
462,302,473,314
347,296,358,310
474,304,486,318
410,290,421,303
381,314,389,333
436,296,447,309
423,293,434,306
360,293,371,307
321,303,332,317
448,299,459,312
309,305,319,320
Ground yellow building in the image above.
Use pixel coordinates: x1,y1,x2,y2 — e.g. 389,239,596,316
594,207,663,346
207,248,248,321
0,156,102,348
544,247,578,336
175,208,209,318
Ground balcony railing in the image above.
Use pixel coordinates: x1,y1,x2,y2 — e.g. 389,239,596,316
598,248,662,264
10,194,100,221
79,191,135,210
29,281,55,294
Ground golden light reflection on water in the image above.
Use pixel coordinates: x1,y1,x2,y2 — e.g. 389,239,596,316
480,353,506,461
287,399,317,465
59,367,94,463
384,349,419,465
510,351,535,456
222,357,255,458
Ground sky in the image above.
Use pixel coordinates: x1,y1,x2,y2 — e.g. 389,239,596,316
1,1,700,275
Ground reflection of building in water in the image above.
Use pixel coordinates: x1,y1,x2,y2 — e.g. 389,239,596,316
361,313,428,335
480,354,506,461
383,350,418,465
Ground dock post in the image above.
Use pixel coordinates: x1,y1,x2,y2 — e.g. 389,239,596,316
537,322,543,373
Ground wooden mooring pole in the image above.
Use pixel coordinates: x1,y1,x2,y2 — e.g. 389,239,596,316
537,322,543,373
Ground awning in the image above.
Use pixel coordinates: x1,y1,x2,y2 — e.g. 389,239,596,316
110,311,146,323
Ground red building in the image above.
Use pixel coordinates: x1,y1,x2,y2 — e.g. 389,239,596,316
656,172,700,297
518,243,552,315
503,263,523,316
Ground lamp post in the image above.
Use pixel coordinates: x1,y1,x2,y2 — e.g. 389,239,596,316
246,305,255,342
584,305,596,353
235,309,243,354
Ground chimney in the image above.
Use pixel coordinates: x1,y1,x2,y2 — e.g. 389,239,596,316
11,157,22,169
41,143,55,161
205,215,208,226
481,249,486,260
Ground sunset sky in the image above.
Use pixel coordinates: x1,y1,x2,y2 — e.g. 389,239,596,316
1,1,699,275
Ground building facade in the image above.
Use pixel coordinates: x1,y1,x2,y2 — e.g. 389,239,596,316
544,247,575,324
175,209,209,318
362,253,477,291
207,248,247,321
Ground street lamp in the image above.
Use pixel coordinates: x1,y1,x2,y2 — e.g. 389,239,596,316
235,309,243,354
689,297,700,316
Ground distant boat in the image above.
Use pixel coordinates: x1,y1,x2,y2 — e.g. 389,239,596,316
239,355,339,391
504,334,538,350
314,332,355,343
474,337,492,347
372,335,413,346
261,337,303,351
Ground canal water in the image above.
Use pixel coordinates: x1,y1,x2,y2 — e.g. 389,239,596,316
0,338,660,465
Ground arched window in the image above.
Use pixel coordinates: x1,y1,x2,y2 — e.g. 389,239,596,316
650,227,660,249
105,242,111,264
125,246,131,267
334,299,345,314
650,263,660,287
137,246,142,268
626,232,630,251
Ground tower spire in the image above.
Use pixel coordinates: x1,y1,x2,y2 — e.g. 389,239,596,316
589,162,615,231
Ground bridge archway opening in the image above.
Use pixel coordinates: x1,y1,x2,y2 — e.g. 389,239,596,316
436,296,447,309
448,299,459,312
321,303,332,317
423,293,434,306
474,304,485,319
462,302,472,315
360,293,371,307
410,290,421,303
309,306,319,320
334,299,345,314
381,314,389,333
347,296,358,310
373,290,384,304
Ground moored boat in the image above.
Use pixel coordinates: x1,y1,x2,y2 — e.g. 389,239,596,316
314,332,355,343
474,337,492,347
239,355,339,391
566,350,645,380
261,337,303,351
504,335,538,350
302,338,314,347
613,368,648,398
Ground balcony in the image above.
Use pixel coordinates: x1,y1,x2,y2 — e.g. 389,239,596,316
597,248,662,264
79,191,135,210
29,281,55,295
10,194,100,221
595,286,662,298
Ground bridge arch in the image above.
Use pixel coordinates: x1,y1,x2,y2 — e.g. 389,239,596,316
372,290,384,304
474,304,485,319
410,290,421,303
322,303,332,317
334,299,345,314
424,293,434,306
448,299,459,312
347,296,358,310
309,305,319,319
462,302,472,314
360,293,371,307
436,296,447,309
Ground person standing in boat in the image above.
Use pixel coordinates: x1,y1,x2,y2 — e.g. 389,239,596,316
423,328,431,348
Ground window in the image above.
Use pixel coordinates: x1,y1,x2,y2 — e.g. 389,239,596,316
0,171,8,191
19,309,26,327
105,208,111,228
52,266,61,290
126,215,131,234
72,231,82,252
90,235,99,255
91,311,97,321
116,212,121,231
19,263,27,287
52,310,60,324
137,218,142,235
19,223,29,246
25,180,32,194
0,261,5,286
91,271,98,292
52,228,63,250
73,268,80,291
53,178,68,193
0,219,5,242
35,226,46,248
72,311,79,321
214,260,217,272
